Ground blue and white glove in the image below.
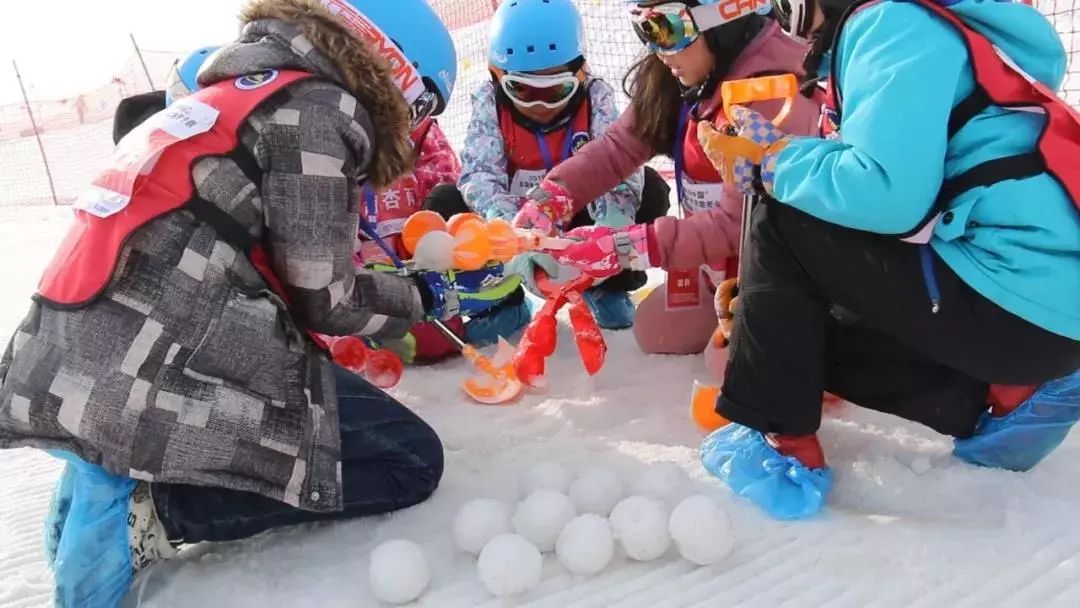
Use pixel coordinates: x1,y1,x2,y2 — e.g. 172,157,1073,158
505,252,560,296
415,263,523,320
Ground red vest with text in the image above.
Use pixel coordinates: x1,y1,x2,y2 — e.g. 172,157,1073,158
36,69,325,346
357,118,436,262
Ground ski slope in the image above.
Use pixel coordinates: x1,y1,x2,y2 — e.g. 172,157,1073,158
1,205,1079,607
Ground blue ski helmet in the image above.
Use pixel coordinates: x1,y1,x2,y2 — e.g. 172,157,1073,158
321,0,457,119
165,45,219,106
489,0,585,73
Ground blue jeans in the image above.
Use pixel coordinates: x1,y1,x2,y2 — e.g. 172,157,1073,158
152,365,443,543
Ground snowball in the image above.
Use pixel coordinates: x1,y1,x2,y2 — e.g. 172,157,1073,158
411,230,454,271
669,495,734,566
454,498,513,555
568,465,625,517
632,462,696,506
368,539,430,604
512,489,577,552
910,456,932,475
477,534,543,597
520,461,572,497
609,496,671,561
556,514,615,576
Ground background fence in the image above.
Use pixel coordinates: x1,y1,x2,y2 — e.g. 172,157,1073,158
0,0,1076,207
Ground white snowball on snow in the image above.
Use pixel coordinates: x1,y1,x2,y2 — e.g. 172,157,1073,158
910,456,932,475
609,496,671,561
668,495,734,566
568,465,625,516
520,461,572,497
632,462,696,506
477,534,543,597
513,489,577,552
453,498,513,555
411,230,454,271
368,539,430,604
556,513,615,576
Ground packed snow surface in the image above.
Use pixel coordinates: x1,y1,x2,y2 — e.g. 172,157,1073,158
3,207,1080,607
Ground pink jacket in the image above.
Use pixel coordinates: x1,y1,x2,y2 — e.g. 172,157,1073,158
546,21,819,271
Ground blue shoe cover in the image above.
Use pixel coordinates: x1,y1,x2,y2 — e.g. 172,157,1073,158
954,369,1080,472
583,289,635,330
700,424,832,520
44,462,77,567
465,299,531,347
48,451,137,608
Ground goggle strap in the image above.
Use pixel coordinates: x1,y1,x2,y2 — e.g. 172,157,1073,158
689,2,765,31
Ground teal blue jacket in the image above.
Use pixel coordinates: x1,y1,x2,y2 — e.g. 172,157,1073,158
773,0,1080,340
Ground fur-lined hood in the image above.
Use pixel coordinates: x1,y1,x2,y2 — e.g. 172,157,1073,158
201,0,413,187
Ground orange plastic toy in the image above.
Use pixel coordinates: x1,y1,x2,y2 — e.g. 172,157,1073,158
401,210,447,255
690,382,731,432
448,215,492,271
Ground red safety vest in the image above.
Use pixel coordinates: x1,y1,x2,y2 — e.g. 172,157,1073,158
498,90,592,195
357,118,436,263
674,102,740,286
37,69,327,347
826,0,1080,237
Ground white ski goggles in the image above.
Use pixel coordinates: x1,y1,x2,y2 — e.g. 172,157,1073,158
499,71,581,109
630,1,772,55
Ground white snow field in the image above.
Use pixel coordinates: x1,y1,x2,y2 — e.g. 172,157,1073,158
1,207,1080,608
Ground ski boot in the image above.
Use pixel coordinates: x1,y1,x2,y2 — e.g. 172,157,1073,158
701,424,832,519
583,288,635,330
50,453,177,608
954,369,1080,471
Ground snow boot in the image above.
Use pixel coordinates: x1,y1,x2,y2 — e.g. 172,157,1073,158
464,296,531,347
50,453,177,608
701,424,832,520
583,288,635,330
954,369,1080,472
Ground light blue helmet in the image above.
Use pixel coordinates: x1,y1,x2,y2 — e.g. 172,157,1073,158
165,46,219,106
329,0,457,117
489,0,585,73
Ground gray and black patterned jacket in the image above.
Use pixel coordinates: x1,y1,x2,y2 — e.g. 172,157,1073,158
0,0,426,512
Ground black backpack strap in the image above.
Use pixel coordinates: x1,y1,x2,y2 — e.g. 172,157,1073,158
938,152,1045,205
947,86,992,139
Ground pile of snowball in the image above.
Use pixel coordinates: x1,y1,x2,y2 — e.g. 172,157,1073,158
367,461,736,603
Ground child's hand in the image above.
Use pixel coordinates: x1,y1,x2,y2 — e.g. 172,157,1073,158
416,265,523,320
513,180,574,236
697,105,790,195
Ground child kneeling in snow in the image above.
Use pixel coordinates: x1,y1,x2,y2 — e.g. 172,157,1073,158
514,0,818,371
689,0,1077,518
353,117,490,363
430,0,671,331
555,0,1080,520
0,2,520,605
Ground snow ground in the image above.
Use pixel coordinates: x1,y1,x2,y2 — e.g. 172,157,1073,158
1,206,1080,608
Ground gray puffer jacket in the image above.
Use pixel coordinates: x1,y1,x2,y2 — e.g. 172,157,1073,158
0,0,425,512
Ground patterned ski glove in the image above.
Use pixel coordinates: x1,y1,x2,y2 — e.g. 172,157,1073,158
415,263,523,320
513,180,575,236
551,224,656,279
697,105,790,195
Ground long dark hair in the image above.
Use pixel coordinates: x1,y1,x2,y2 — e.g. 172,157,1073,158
622,12,768,155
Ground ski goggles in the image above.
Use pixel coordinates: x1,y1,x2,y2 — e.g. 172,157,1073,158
499,71,581,109
409,87,441,128
629,1,771,55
